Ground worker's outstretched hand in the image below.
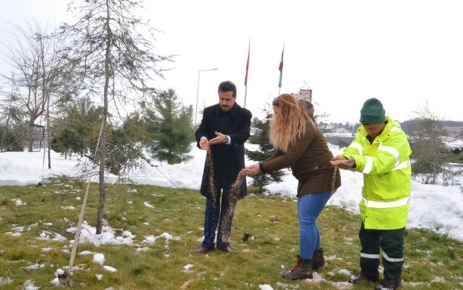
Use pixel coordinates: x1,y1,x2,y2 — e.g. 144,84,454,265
240,164,260,177
330,156,355,169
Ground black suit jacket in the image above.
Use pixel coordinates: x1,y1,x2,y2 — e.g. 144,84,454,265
195,103,252,200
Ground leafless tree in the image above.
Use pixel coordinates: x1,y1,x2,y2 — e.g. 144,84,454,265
1,19,77,164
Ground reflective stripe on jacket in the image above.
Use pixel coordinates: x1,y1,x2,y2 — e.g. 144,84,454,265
342,117,412,229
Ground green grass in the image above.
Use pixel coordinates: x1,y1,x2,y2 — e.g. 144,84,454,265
1,178,463,289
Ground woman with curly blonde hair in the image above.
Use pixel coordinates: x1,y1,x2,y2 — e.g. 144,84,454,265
241,93,341,280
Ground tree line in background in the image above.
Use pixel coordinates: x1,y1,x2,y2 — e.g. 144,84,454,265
320,119,463,135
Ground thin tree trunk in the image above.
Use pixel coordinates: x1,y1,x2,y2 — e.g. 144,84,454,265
47,100,51,169
431,129,437,184
96,0,112,235
28,119,34,152
40,41,52,169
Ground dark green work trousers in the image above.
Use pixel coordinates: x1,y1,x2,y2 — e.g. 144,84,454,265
359,222,405,280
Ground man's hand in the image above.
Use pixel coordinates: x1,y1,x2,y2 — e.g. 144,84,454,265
199,137,209,150
240,164,260,177
330,156,355,169
208,131,228,145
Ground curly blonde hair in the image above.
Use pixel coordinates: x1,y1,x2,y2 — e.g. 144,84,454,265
270,94,314,152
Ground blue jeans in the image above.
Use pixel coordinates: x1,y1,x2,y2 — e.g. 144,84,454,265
201,192,236,249
297,191,332,259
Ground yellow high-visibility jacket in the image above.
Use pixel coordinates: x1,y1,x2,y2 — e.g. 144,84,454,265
342,117,412,230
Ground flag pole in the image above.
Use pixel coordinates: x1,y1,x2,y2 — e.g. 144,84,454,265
244,39,250,108
244,82,248,109
278,43,285,96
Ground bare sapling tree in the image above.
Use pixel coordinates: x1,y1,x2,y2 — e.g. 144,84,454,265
59,0,174,234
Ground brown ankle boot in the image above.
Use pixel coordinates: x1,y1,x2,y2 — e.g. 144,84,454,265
282,255,313,280
311,248,325,270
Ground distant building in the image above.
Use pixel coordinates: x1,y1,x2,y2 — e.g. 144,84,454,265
319,123,334,130
334,128,350,134
291,87,312,103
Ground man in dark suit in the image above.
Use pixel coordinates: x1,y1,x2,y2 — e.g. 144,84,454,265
194,80,252,254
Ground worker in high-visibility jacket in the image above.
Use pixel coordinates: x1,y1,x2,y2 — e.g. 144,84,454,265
331,98,412,290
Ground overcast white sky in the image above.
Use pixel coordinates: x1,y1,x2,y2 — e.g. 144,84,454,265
1,0,463,123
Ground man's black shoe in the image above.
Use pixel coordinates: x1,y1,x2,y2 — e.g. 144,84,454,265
375,278,403,290
348,273,379,284
220,247,234,253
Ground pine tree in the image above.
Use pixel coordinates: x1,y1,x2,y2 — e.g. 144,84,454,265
246,107,284,194
51,97,100,159
144,89,194,164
